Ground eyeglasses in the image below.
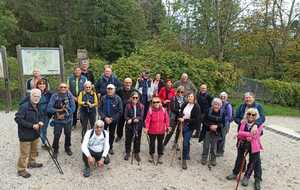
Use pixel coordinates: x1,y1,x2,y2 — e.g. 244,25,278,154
132,97,139,99
247,113,256,117
177,91,184,93
153,101,160,104
107,88,113,90
86,87,91,89
60,86,67,89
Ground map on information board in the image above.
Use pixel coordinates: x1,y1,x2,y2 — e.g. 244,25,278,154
21,49,60,75
0,51,4,78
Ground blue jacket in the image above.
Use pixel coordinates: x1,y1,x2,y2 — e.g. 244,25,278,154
234,102,265,126
98,94,123,123
67,75,87,97
47,92,76,126
15,101,43,141
95,74,121,96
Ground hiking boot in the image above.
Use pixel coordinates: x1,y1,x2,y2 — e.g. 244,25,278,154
226,173,237,180
241,176,249,187
182,160,187,170
104,155,110,165
18,170,31,178
65,148,73,156
134,153,141,162
157,155,163,164
124,153,130,161
109,148,114,155
254,179,261,190
83,167,90,177
53,149,58,159
210,159,217,166
28,162,43,168
148,154,154,163
41,144,50,151
115,137,121,143
201,159,207,165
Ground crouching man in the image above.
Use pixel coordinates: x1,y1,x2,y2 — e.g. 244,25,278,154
15,89,44,178
81,120,110,177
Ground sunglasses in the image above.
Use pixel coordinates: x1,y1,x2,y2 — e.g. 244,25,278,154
153,101,160,104
85,86,91,89
107,88,113,90
60,86,67,89
177,91,184,93
247,113,256,117
132,97,139,99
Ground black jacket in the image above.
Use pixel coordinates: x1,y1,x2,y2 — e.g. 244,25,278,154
181,103,202,130
203,108,224,135
98,94,123,123
81,70,95,84
170,96,187,119
197,92,213,115
15,102,42,142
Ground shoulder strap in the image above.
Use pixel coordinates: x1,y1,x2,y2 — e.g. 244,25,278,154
89,129,94,139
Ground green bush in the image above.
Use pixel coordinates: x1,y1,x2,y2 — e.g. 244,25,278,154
113,43,239,95
261,79,300,107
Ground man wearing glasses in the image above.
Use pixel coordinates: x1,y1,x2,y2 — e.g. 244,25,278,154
47,83,76,159
98,84,123,155
81,120,109,177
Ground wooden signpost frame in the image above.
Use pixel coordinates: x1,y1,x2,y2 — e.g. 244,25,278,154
0,46,12,113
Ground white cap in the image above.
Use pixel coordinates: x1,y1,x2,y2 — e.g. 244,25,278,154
107,84,116,89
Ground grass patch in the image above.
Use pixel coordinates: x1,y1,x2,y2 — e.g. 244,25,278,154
230,98,300,117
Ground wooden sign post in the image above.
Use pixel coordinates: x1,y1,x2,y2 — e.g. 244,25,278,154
0,46,12,113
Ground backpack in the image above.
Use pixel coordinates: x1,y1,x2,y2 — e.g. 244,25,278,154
89,129,106,139
224,102,234,122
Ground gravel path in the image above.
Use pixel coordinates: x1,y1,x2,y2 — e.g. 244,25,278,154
0,112,299,190
265,116,300,132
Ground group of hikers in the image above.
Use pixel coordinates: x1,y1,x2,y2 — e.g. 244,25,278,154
15,58,265,190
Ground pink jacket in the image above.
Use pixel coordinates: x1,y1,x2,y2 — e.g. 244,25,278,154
237,122,264,153
145,107,170,135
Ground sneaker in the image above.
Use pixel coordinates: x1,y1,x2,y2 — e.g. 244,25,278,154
254,179,261,190
226,173,237,180
115,137,121,142
124,153,130,161
104,156,110,165
148,154,154,163
210,159,217,166
182,160,187,170
28,162,43,168
134,153,141,162
83,167,90,177
65,148,73,156
201,159,207,165
18,170,31,178
109,148,114,155
157,155,163,164
241,176,249,187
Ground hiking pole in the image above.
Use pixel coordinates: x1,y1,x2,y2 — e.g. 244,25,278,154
169,123,179,167
131,123,138,165
178,121,184,165
145,132,156,166
235,150,248,190
37,124,64,174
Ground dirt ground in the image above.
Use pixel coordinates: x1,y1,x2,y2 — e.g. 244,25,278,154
0,112,299,190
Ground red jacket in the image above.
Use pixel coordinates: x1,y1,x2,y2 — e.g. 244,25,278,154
145,106,170,134
158,87,175,106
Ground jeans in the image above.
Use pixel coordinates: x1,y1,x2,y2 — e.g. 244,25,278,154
52,123,72,151
72,101,78,126
182,123,193,160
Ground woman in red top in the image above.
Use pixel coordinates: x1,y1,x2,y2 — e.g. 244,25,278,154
158,79,176,113
144,96,170,164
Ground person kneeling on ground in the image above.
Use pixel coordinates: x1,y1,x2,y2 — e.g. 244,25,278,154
15,89,44,178
81,120,110,177
226,108,263,190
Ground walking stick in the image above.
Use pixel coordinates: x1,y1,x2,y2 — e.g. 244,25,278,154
169,123,180,167
235,150,248,190
145,132,156,166
178,121,184,165
131,123,139,165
